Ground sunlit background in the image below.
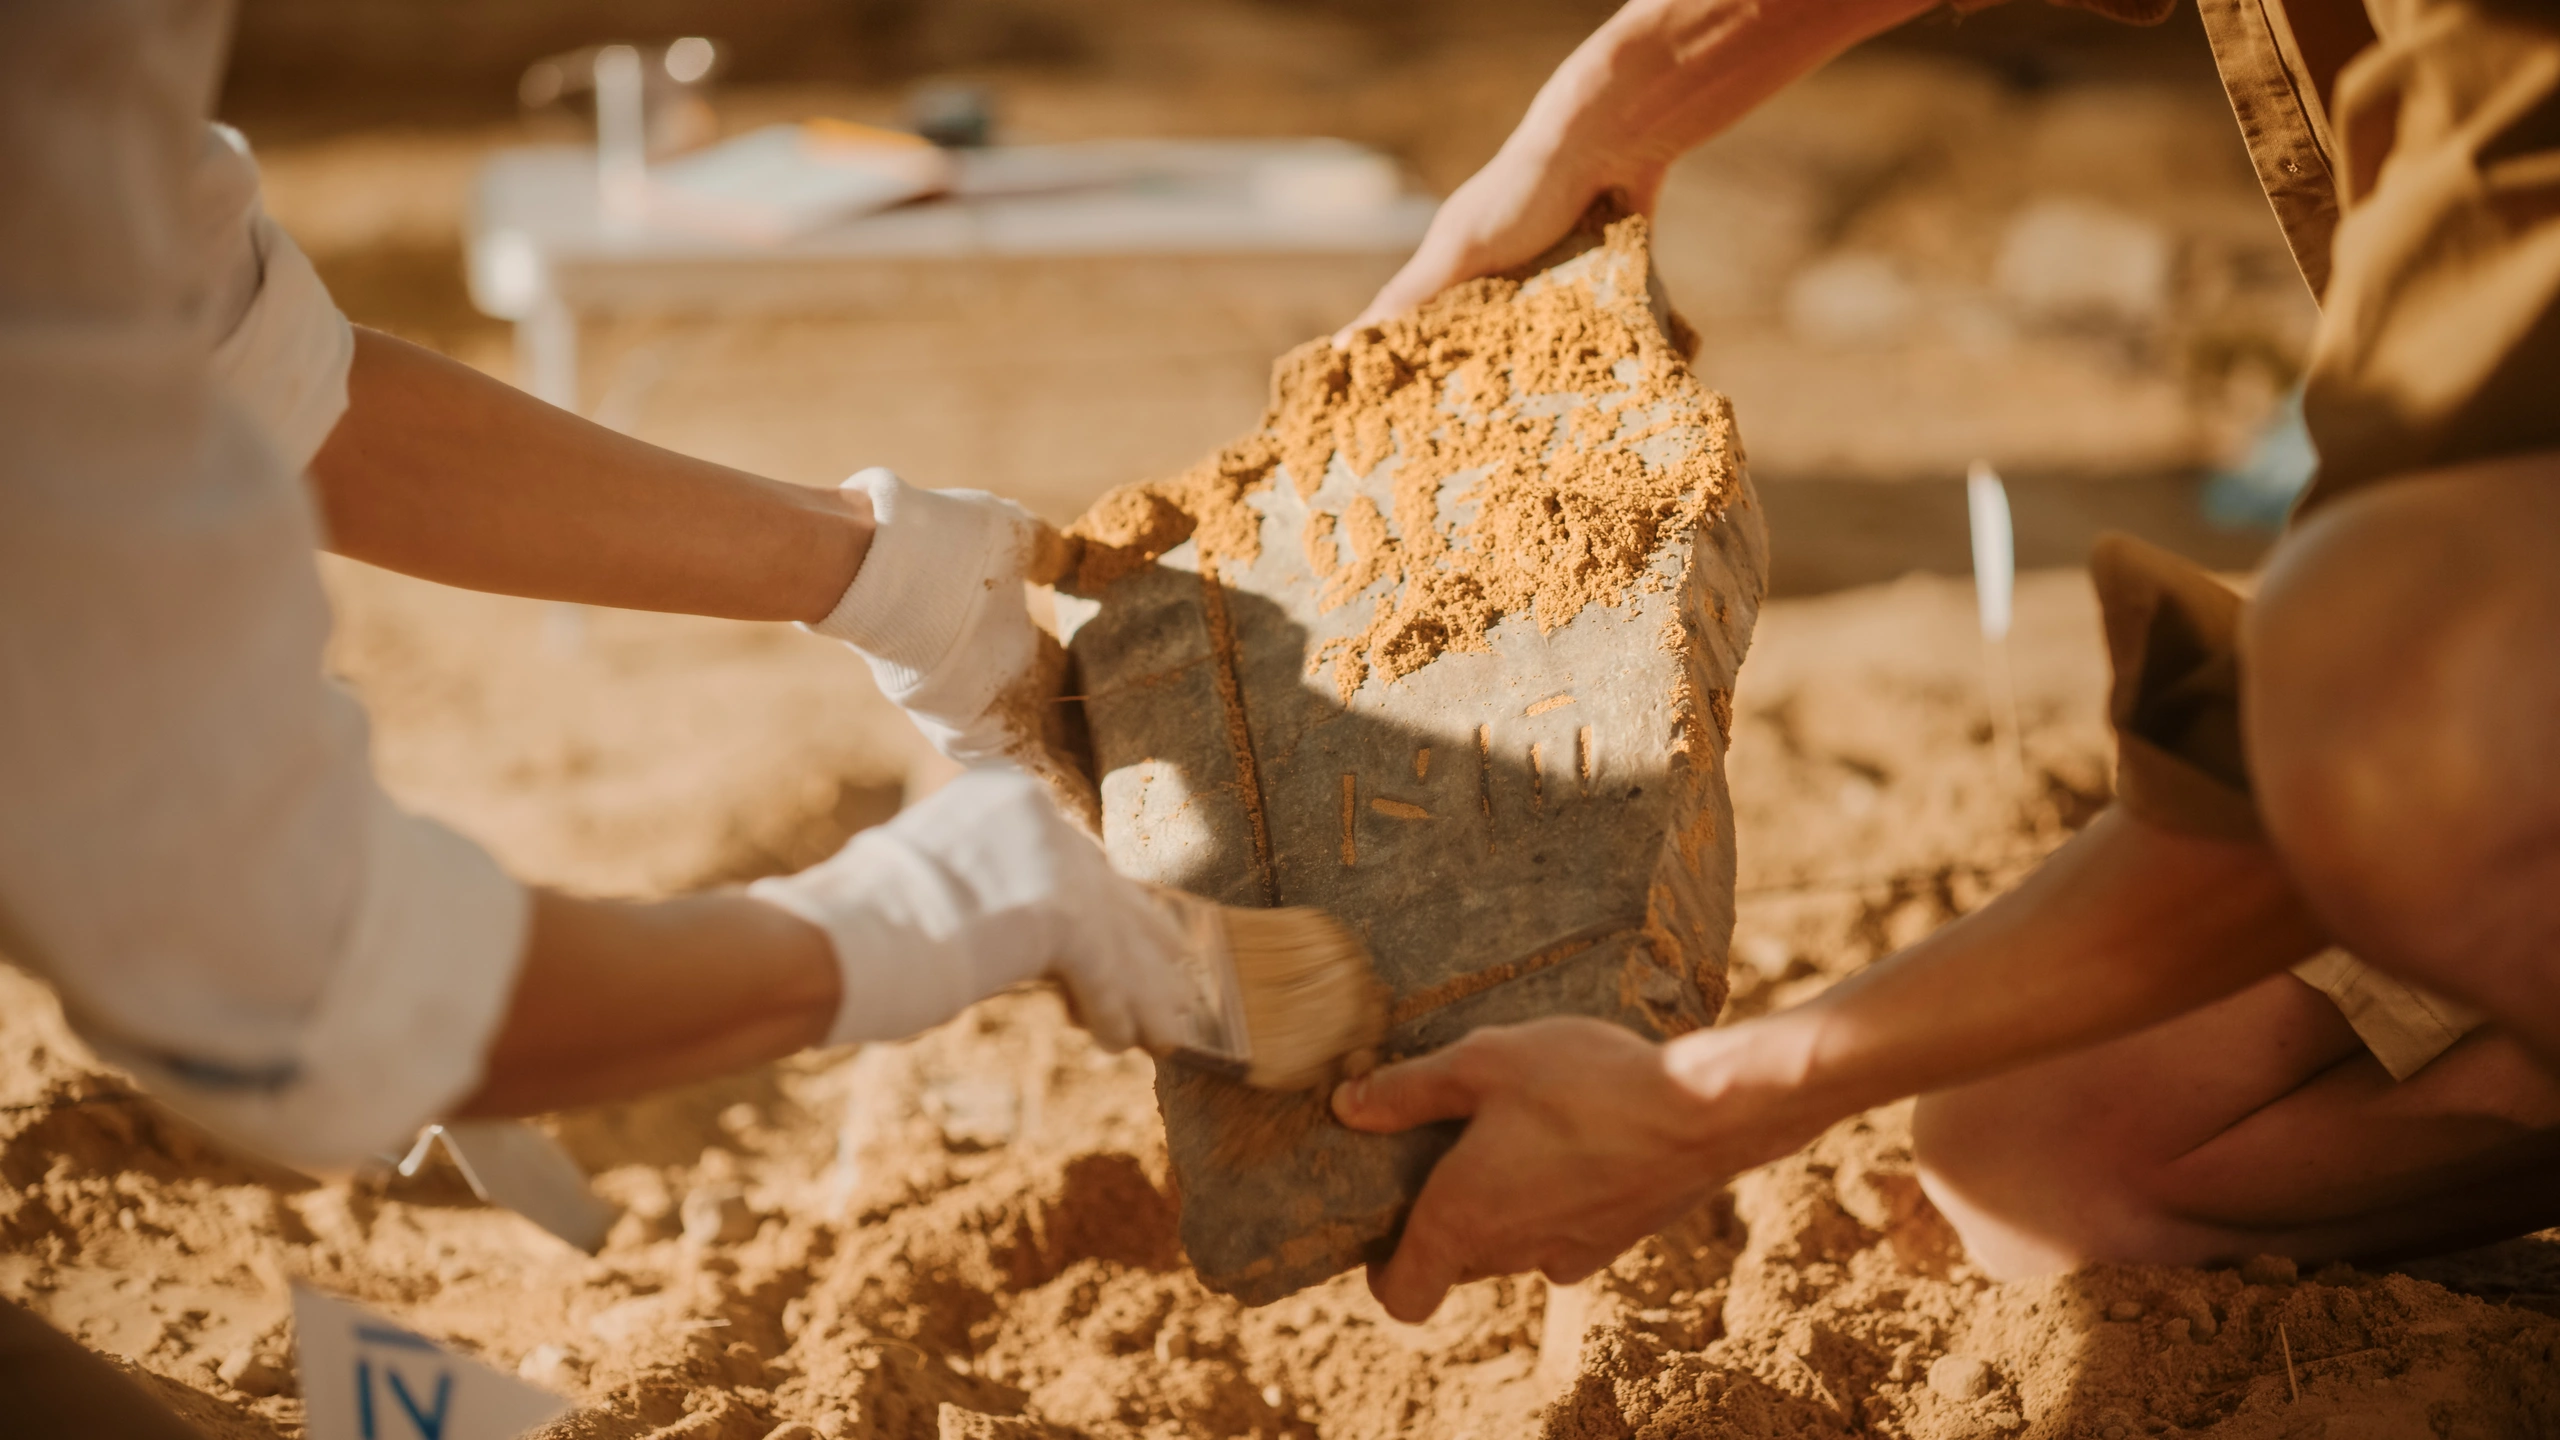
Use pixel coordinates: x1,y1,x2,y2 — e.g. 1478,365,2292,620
225,0,2311,552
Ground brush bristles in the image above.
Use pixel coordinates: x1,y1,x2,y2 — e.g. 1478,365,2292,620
1218,905,1389,1091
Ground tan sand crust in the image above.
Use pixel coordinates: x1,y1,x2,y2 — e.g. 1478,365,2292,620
1057,212,1731,710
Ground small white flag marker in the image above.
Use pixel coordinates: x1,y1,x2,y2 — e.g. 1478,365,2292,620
1966,460,2015,644
398,1120,614,1254
293,1285,568,1440
1966,461,2030,804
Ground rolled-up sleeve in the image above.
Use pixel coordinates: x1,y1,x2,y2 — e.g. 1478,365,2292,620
0,0,527,1170
195,124,356,476
2087,534,2261,839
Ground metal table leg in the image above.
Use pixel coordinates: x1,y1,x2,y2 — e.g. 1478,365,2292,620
517,295,580,413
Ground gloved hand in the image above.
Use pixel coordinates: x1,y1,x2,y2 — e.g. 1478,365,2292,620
747,766,1196,1050
809,466,1043,764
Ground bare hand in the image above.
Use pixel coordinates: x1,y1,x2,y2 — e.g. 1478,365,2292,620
1343,141,1664,336
1344,143,1662,336
1340,0,1937,336
1331,1016,1773,1322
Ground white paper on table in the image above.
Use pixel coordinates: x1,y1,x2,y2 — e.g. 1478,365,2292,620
293,1285,568,1440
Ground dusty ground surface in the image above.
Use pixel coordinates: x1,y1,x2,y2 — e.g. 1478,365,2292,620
5,568,2558,1439
7,3,2556,1435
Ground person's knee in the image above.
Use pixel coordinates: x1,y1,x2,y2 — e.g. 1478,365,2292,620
1913,1087,2051,1278
1913,1083,2175,1279
2246,466,2560,1009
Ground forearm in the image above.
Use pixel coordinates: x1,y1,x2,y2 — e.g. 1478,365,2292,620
454,889,840,1117
309,327,869,622
453,766,1196,1118
1668,808,2331,1146
1525,0,1936,196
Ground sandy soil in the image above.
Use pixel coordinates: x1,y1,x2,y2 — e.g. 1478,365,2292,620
7,5,2553,1434
5,564,2556,1439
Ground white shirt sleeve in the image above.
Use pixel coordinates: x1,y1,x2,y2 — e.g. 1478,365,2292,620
0,0,529,1170
197,124,356,476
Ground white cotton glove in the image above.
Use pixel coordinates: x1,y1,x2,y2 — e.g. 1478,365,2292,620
748,767,1197,1050
809,466,1042,764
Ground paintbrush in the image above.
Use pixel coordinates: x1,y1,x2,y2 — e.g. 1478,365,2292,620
1028,525,1388,1086
1150,887,1389,1090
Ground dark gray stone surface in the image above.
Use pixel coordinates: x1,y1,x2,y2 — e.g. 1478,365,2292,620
1060,236,1768,1304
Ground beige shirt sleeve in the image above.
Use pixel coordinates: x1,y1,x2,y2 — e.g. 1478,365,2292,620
0,0,528,1170
2297,0,2560,506
2002,0,2560,838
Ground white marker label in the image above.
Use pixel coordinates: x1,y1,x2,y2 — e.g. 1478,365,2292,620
293,1285,568,1440
1966,459,2016,643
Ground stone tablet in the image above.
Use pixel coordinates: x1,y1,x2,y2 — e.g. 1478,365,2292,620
1047,210,1767,1304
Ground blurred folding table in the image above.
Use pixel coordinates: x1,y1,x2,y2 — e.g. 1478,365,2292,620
464,138,1439,414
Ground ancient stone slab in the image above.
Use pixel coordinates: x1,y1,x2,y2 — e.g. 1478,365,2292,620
1054,213,1768,1304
